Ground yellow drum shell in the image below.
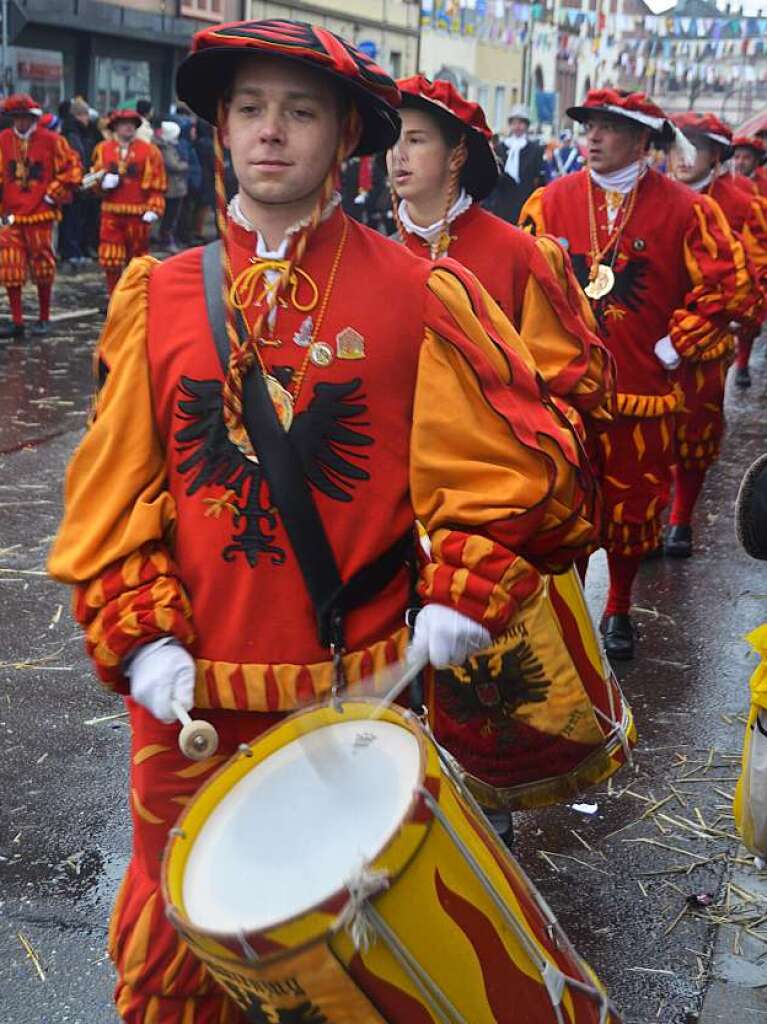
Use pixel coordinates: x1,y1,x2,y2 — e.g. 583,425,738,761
163,701,620,1023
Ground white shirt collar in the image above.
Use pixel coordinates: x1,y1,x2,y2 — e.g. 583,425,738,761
227,190,341,257
590,159,647,194
398,189,473,248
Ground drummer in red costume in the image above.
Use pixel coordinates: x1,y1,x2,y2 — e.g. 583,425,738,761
667,113,765,556
520,88,756,660
49,19,599,1022
0,94,82,338
733,135,767,199
90,109,166,297
389,75,614,437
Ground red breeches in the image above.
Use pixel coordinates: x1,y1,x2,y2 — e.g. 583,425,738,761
675,357,727,472
597,412,676,557
110,700,282,1022
99,212,151,271
0,222,56,286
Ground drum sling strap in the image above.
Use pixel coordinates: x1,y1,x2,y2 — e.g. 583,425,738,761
201,239,412,669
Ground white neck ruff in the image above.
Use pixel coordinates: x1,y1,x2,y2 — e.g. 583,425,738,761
590,159,647,195
398,189,473,249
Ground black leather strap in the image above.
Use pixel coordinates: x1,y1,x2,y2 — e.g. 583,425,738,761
201,240,411,648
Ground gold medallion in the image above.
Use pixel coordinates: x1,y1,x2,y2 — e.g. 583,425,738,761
309,341,334,368
265,374,294,431
584,264,615,300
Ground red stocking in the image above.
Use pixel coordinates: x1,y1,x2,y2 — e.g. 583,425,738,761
605,553,641,616
7,285,23,325
36,282,52,323
670,465,706,527
105,269,122,297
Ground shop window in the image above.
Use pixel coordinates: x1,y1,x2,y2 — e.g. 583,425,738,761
493,85,505,129
180,0,223,22
13,47,63,111
95,56,151,113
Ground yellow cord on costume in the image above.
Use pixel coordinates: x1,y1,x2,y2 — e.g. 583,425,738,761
228,259,320,313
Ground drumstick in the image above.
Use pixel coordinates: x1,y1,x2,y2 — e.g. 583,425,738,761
171,699,219,761
368,655,428,720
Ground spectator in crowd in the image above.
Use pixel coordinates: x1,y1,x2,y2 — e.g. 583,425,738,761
170,110,202,244
157,119,188,252
191,118,215,241
544,128,584,182
135,99,155,143
59,98,96,268
487,105,545,223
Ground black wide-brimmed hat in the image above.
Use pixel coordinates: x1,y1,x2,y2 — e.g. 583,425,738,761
176,19,402,157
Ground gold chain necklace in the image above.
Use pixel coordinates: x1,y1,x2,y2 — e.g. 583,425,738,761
224,216,349,429
585,171,640,299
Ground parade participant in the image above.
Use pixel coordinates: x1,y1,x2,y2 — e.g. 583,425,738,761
90,109,166,297
544,128,584,182
733,135,767,198
390,75,614,439
666,113,765,554
489,103,545,224
520,89,757,660
0,94,82,338
49,19,600,1022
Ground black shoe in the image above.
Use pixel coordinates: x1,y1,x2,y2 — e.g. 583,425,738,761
664,524,693,558
30,320,48,337
600,614,635,661
485,809,514,850
735,366,752,388
0,322,24,339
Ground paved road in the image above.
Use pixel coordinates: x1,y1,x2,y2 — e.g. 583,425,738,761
1,265,765,1023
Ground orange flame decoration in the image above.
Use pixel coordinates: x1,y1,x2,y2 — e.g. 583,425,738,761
445,803,617,1022
435,868,559,1023
348,953,434,1023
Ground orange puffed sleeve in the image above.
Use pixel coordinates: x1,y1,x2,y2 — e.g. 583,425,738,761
518,187,547,235
142,142,167,217
89,140,105,176
520,235,615,429
45,133,82,205
671,195,763,360
48,256,194,690
410,263,599,636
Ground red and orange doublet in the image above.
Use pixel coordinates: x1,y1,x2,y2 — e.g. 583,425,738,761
521,167,755,554
50,208,598,1020
91,138,166,270
674,175,767,471
400,202,615,435
0,126,81,287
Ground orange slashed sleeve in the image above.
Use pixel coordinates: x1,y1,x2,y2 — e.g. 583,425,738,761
518,187,546,236
520,235,615,429
48,256,194,691
671,195,763,360
45,134,82,204
411,262,600,636
142,142,166,217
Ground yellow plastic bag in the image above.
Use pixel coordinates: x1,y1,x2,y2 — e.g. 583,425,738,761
733,624,767,860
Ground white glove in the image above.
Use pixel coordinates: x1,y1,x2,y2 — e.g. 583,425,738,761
654,335,681,370
409,605,492,669
124,637,195,724
353,191,367,205
43,194,56,206
101,172,120,190
142,210,159,224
